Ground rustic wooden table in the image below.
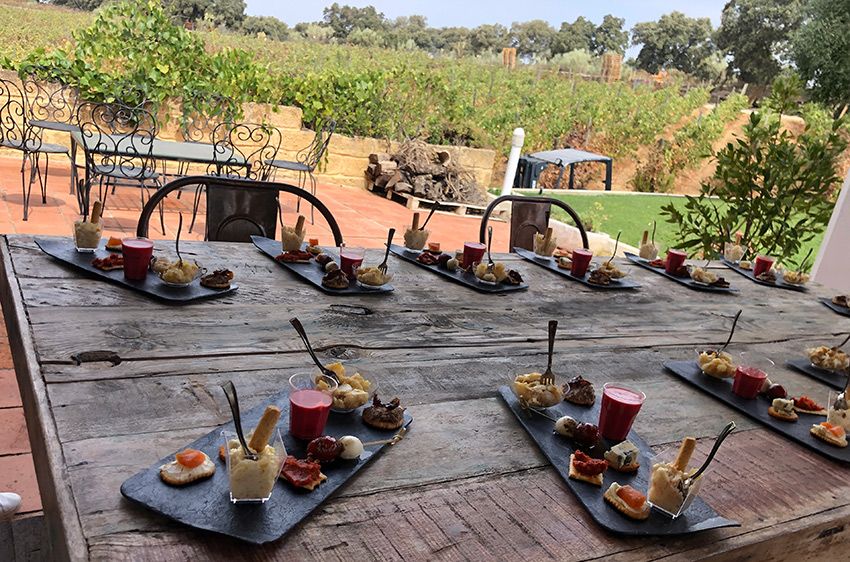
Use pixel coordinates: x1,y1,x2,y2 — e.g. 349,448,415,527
2,234,850,561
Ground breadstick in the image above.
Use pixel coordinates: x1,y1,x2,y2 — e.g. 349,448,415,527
543,227,553,248
673,436,696,471
735,232,742,245
90,201,103,224
411,212,420,230
248,405,281,451
641,230,648,245
294,215,306,236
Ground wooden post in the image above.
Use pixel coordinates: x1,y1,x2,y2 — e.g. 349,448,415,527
501,48,517,69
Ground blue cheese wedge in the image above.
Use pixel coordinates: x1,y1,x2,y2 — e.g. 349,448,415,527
604,440,640,472
772,398,795,416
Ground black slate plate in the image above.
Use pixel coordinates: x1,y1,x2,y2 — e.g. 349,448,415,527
35,237,238,304
625,252,737,293
252,236,393,295
515,248,641,290
498,386,738,535
786,358,848,391
721,258,808,292
663,360,850,464
822,298,850,318
389,244,528,294
121,389,413,544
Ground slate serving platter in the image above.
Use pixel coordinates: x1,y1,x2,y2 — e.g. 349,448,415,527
625,253,738,293
498,386,739,536
121,389,414,544
786,358,848,391
663,360,850,464
35,237,238,304
388,244,528,294
514,248,641,290
721,258,808,292
822,297,850,318
252,236,393,295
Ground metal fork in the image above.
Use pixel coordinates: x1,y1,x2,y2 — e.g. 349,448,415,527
378,228,395,276
541,320,558,386
486,225,495,274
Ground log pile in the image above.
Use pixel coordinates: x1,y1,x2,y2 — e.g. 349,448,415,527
365,139,488,206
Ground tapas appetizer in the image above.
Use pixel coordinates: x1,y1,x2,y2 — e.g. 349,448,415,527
698,309,740,379
73,201,103,252
834,296,850,309
563,375,595,406
554,415,578,437
306,238,322,255
159,449,215,486
153,258,202,286
604,441,640,472
533,228,557,257
810,422,848,448
647,436,695,516
280,456,326,491
321,269,349,290
569,451,607,486
200,269,234,290
338,436,364,460
105,236,123,252
356,267,392,287
604,483,650,520
276,250,313,264
317,362,373,411
403,211,431,251
306,436,343,463
92,253,123,271
638,224,659,261
767,398,798,422
513,373,563,408
224,404,284,501
794,395,827,416
281,215,306,252
362,395,405,430
807,344,849,371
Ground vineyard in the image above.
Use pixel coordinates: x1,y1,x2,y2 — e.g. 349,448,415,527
0,0,747,192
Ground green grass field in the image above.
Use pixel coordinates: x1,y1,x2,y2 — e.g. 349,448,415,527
513,190,825,267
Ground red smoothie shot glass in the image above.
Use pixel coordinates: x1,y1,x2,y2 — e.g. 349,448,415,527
732,366,767,399
665,249,687,274
121,237,154,281
598,383,646,441
463,242,486,268
288,373,336,440
753,255,775,277
339,247,365,279
570,249,593,277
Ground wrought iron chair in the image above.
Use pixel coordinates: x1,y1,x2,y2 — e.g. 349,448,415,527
76,101,164,231
266,119,336,223
0,77,71,220
22,74,80,197
478,195,589,251
169,94,235,181
136,175,344,245
186,122,282,232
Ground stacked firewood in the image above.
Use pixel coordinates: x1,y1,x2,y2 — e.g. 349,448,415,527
365,139,487,206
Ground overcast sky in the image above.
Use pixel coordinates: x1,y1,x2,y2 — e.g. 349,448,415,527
244,1,729,33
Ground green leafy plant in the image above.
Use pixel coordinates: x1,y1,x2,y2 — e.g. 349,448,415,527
661,111,847,266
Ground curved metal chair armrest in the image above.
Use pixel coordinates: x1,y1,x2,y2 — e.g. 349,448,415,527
136,175,344,246
478,195,589,250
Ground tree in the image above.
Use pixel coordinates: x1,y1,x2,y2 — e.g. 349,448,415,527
385,16,429,50
322,3,386,40
591,15,629,55
552,17,595,55
436,27,472,56
632,12,715,76
510,20,556,59
207,0,245,28
165,0,212,23
715,0,803,85
347,27,384,48
240,15,289,41
469,24,508,55
50,0,104,9
793,0,850,108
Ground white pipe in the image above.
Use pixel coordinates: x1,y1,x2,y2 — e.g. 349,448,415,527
501,127,525,196
812,169,850,292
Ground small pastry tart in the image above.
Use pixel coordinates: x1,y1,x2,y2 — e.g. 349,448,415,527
569,451,606,487
811,422,848,448
768,398,798,422
556,257,572,269
833,295,849,308
563,375,595,406
604,482,650,521
200,269,234,289
362,395,405,430
604,440,640,472
321,269,349,290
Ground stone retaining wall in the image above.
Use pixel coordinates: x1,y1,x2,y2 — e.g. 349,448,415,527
0,71,495,190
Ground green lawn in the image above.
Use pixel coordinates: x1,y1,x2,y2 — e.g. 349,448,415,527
510,190,825,267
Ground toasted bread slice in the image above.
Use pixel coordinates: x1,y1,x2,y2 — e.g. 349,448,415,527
768,406,798,422
568,453,604,487
603,483,650,521
300,471,327,491
796,406,827,416
811,425,848,448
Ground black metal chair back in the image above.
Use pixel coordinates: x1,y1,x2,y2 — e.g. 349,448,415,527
136,176,345,245
22,75,78,125
210,122,281,181
298,119,336,171
76,101,158,182
178,94,235,143
479,195,589,251
0,78,42,151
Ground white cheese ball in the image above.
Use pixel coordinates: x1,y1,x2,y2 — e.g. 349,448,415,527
338,435,364,460
554,416,578,437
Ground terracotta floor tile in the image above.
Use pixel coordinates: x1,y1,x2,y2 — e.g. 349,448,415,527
0,408,30,455
0,453,41,513
0,370,21,409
